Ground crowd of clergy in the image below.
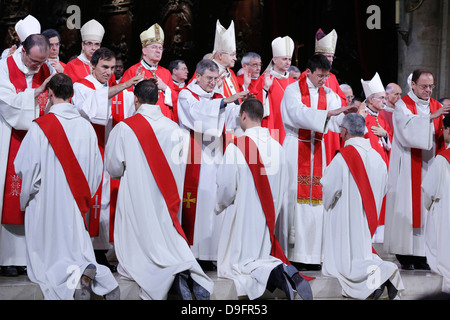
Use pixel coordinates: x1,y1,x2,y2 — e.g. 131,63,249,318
0,14,450,301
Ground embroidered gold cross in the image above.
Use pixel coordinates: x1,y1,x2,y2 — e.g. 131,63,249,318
183,192,196,209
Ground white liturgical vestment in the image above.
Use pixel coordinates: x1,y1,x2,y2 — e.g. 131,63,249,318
105,104,214,300
321,137,404,300
215,126,289,300
14,103,118,299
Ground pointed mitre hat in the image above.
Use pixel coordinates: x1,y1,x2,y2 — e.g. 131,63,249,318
80,19,105,42
213,20,236,53
272,36,294,57
361,72,385,98
140,23,164,47
15,15,41,42
315,29,337,54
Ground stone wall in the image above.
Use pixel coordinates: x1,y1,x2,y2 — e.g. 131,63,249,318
397,0,450,99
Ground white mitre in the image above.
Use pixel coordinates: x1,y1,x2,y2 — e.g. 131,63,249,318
140,23,165,47
80,19,105,42
213,20,236,53
361,72,385,98
272,36,294,57
315,28,337,55
15,15,41,42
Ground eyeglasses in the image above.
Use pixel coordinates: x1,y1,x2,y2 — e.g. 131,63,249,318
313,73,330,80
202,75,219,83
373,95,386,101
248,63,262,68
83,41,101,48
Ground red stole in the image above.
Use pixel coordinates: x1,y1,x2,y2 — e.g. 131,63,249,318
403,95,445,228
1,56,50,225
259,76,295,145
34,114,92,230
297,73,327,204
232,136,314,281
76,78,124,239
340,145,378,253
123,114,188,243
180,88,223,245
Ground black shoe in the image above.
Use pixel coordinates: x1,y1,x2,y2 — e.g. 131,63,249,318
16,266,27,275
414,262,431,270
372,282,386,300
267,264,294,300
401,263,415,270
386,280,398,299
197,260,217,271
1,266,18,277
191,279,210,300
171,271,192,300
283,264,313,300
291,262,321,271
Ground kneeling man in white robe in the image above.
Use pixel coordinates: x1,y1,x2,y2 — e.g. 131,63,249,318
321,113,404,300
14,73,119,300
215,98,313,300
105,79,214,300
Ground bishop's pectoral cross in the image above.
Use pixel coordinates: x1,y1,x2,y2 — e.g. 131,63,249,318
92,195,101,219
183,192,196,209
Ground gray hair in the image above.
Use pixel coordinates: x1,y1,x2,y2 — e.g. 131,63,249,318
241,52,261,65
341,113,366,137
196,59,219,75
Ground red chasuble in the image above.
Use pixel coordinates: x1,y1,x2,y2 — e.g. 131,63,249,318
75,78,125,239
123,113,188,243
232,136,314,281
296,72,327,204
34,114,92,230
120,62,176,121
255,76,296,145
1,56,50,225
340,145,379,254
403,95,445,228
179,88,223,245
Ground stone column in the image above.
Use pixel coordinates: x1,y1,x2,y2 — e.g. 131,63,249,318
397,0,450,98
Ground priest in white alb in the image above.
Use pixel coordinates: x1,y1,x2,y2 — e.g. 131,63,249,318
280,54,354,270
0,34,54,276
321,112,404,300
422,115,450,293
72,47,143,270
215,98,313,300
105,79,214,300
14,73,119,300
383,69,450,270
177,59,249,269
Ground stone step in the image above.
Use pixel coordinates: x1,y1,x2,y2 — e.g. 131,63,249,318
0,267,443,300
0,244,443,300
